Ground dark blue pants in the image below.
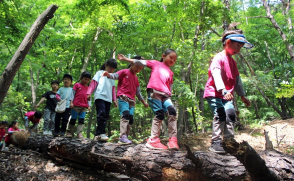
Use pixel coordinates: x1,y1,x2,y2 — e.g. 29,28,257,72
95,99,111,135
55,108,71,133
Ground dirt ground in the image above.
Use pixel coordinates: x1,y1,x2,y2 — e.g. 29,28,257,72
181,118,294,154
1,118,294,181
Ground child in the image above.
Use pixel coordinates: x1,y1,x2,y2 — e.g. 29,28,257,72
102,55,149,144
55,74,73,136
117,49,179,150
5,121,20,146
203,30,252,153
87,58,118,141
0,121,8,149
66,71,92,139
36,80,59,135
24,111,42,132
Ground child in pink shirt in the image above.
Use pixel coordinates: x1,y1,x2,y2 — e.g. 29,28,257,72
66,71,91,139
5,121,20,145
24,111,42,132
103,55,148,144
203,30,252,153
117,49,179,150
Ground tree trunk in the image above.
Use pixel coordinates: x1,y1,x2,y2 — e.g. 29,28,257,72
238,54,284,117
87,104,96,138
252,99,261,119
10,133,248,180
222,138,292,181
29,61,44,110
261,0,294,63
11,132,294,180
0,4,58,106
81,27,103,73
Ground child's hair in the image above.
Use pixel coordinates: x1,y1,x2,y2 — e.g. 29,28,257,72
0,120,8,126
63,74,73,82
100,58,117,70
128,55,143,68
74,71,92,85
160,49,176,62
221,29,243,47
51,80,59,85
34,111,42,119
81,71,92,79
9,121,18,128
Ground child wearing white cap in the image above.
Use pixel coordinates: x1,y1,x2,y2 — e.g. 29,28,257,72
203,30,253,153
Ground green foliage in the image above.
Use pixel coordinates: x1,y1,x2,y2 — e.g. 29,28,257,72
276,78,294,98
0,0,294,138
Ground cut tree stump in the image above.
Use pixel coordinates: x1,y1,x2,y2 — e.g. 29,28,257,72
10,132,294,181
223,138,294,181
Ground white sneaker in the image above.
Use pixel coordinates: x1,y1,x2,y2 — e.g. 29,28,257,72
48,130,52,135
43,130,48,135
95,134,109,141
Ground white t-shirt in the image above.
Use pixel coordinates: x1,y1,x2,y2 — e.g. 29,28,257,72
93,70,115,103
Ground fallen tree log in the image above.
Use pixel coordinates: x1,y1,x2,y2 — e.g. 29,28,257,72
223,138,294,181
9,131,294,180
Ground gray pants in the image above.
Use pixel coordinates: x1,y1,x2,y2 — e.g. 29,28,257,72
43,108,56,131
207,97,235,142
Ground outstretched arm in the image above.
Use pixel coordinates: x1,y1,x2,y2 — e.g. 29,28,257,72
35,97,46,108
117,54,147,66
102,71,119,80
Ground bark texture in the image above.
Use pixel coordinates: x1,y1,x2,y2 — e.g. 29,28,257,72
0,4,58,105
11,133,294,181
12,134,250,180
223,138,294,181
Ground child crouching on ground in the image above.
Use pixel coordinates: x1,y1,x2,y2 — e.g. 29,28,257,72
103,55,148,144
66,71,92,139
5,121,20,146
24,111,42,132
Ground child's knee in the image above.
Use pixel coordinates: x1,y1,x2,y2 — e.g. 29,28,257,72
226,108,236,122
155,110,165,120
78,118,85,124
167,106,176,116
216,107,226,121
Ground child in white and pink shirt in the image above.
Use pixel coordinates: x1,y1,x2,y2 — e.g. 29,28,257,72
117,49,179,150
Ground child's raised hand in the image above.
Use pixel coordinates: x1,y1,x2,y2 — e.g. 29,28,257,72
102,71,109,77
117,54,126,61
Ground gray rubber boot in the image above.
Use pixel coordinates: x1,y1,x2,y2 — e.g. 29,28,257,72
66,124,75,138
76,124,84,139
